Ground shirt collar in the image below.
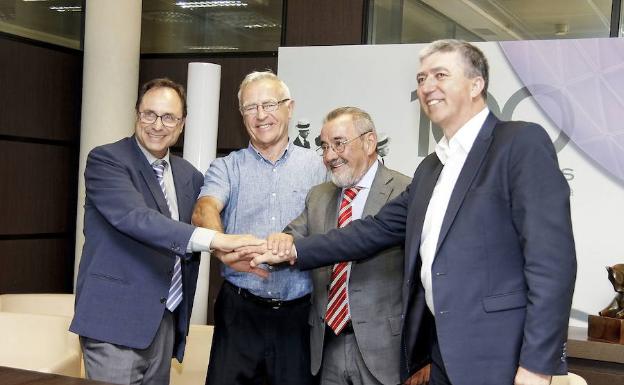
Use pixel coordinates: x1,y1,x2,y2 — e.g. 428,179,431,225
135,137,171,166
434,107,489,165
347,160,379,191
247,141,291,164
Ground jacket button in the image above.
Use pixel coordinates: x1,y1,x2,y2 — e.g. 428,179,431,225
160,297,167,304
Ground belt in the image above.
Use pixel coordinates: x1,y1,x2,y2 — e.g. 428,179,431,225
224,281,311,309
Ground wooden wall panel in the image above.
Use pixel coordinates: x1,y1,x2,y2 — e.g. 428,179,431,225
0,141,77,235
0,36,82,141
0,34,81,294
140,54,278,150
0,239,73,293
284,0,367,46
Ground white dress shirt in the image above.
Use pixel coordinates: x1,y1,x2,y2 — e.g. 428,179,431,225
347,160,378,220
136,139,215,253
419,108,489,314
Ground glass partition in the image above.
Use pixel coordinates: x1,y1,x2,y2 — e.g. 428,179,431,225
141,0,283,54
0,0,82,49
369,0,614,43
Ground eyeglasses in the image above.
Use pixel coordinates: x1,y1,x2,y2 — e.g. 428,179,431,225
316,131,371,156
139,111,183,128
240,98,290,115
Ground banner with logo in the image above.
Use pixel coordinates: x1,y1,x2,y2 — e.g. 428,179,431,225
278,39,624,326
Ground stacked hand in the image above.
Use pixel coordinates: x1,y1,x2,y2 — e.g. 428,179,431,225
211,233,265,252
210,233,269,278
248,232,297,266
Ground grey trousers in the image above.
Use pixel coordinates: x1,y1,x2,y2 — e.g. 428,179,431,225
81,311,174,385
320,331,386,385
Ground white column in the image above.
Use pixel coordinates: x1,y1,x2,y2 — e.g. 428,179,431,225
184,63,221,324
74,0,142,283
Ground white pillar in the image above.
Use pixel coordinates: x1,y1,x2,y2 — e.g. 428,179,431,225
74,0,142,283
184,63,222,324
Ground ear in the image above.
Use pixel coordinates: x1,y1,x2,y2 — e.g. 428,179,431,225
286,99,295,119
364,132,378,155
470,76,485,98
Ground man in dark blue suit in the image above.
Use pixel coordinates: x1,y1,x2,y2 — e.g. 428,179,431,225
251,40,576,385
70,78,262,385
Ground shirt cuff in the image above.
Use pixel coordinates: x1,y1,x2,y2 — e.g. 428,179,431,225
186,227,217,253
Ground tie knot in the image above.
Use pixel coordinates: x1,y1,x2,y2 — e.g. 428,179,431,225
152,159,168,180
343,186,362,201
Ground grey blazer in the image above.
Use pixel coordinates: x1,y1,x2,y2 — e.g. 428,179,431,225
286,163,411,385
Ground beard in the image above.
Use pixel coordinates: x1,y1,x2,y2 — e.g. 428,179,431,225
329,160,365,188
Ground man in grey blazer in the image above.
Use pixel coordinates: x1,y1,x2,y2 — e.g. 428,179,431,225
279,107,427,385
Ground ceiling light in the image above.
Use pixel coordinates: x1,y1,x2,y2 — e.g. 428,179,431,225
244,23,278,29
49,6,81,12
187,46,239,51
555,23,569,36
176,1,247,9
143,11,194,24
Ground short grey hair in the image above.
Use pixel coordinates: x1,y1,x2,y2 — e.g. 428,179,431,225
419,39,489,99
323,106,377,135
237,70,291,107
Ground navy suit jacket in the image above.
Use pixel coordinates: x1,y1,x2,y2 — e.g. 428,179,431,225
295,114,577,385
70,136,203,362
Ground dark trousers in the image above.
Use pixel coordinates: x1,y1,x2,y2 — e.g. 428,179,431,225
429,323,453,385
206,281,315,385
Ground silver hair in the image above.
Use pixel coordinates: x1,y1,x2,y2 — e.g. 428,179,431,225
237,70,291,107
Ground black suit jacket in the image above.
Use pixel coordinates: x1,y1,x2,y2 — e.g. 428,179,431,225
295,114,577,385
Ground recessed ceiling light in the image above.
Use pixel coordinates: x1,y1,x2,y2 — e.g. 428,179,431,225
176,1,247,9
49,6,82,12
244,23,278,29
187,45,240,51
555,23,569,36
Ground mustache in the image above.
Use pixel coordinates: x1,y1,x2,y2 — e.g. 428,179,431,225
328,158,347,168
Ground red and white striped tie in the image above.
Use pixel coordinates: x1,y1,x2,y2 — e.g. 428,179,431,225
325,186,361,334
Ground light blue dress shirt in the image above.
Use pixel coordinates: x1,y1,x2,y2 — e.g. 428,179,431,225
199,142,326,300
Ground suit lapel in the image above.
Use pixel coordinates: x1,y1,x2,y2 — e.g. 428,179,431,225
435,113,497,253
362,163,394,216
324,186,341,233
132,138,171,217
170,156,194,223
406,159,443,280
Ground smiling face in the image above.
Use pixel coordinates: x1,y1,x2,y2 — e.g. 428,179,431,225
240,79,293,152
320,114,377,188
416,50,485,137
135,87,185,158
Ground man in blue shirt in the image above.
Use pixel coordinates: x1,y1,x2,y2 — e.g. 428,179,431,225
192,71,326,385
